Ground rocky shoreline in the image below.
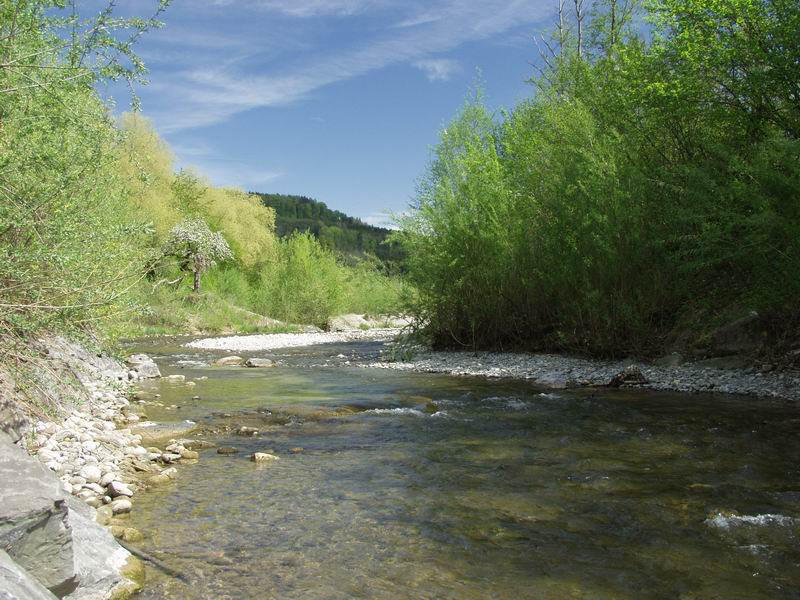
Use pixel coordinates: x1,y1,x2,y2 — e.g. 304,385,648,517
0,337,200,599
364,348,800,402
184,329,799,401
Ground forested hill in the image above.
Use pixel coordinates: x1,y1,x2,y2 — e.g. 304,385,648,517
253,193,403,265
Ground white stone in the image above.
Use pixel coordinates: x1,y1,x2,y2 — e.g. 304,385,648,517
46,460,63,473
107,481,133,498
79,465,102,483
83,483,105,494
251,452,280,462
110,498,132,514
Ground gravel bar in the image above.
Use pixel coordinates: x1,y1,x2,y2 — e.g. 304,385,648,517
364,350,800,402
185,331,799,402
185,329,401,352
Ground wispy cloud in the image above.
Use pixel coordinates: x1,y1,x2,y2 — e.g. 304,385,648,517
363,211,402,229
414,58,460,81
208,0,389,17
181,160,284,189
141,0,554,132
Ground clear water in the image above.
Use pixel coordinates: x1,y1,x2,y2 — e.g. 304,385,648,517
124,338,800,599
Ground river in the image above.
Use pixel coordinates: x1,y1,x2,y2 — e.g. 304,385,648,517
124,337,800,599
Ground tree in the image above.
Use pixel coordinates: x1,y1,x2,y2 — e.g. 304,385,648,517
163,219,233,293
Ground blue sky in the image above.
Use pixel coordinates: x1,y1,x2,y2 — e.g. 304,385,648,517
106,0,556,227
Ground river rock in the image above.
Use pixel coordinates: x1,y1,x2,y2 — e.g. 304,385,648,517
110,499,132,515
147,474,171,486
217,447,239,455
214,356,243,366
125,354,161,379
608,365,648,387
180,439,216,450
245,358,274,368
179,449,199,460
107,481,134,498
121,528,143,543
95,506,113,526
165,374,186,383
79,465,102,484
251,452,279,462
535,373,576,389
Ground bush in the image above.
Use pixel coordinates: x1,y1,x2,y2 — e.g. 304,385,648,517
399,0,800,356
254,233,345,328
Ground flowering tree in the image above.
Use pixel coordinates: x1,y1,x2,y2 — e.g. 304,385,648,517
163,219,233,293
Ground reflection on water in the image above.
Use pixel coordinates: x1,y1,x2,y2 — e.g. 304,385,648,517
125,339,800,599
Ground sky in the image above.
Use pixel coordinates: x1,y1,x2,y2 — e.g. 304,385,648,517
102,0,557,227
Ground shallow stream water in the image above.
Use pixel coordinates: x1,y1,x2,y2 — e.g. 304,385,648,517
125,338,800,599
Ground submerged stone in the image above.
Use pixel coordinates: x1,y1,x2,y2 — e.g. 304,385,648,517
251,452,279,462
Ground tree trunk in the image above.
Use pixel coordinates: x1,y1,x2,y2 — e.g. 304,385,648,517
193,269,201,294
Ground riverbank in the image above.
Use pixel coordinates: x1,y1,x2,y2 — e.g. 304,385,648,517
184,331,800,402
0,336,199,598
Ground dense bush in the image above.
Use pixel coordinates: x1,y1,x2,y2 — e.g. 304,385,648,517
399,0,800,355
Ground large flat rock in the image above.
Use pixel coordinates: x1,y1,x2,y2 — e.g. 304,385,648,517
64,497,131,600
0,549,57,600
0,434,76,596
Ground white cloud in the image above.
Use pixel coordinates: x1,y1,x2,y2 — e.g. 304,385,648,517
414,58,460,81
209,0,388,17
393,13,442,28
182,160,284,190
142,0,555,132
363,211,402,230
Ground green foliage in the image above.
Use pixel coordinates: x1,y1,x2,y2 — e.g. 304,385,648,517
255,192,405,265
0,0,165,336
401,0,800,355
255,233,345,328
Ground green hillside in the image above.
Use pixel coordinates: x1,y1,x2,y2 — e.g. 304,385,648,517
253,192,404,266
